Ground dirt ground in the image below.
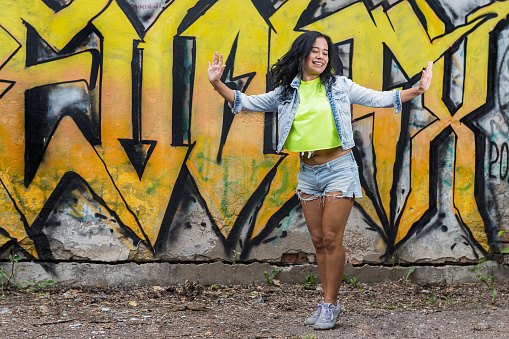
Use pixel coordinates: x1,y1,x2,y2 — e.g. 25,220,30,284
1,279,509,338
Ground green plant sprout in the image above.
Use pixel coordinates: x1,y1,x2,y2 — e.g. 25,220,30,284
264,268,280,285
499,231,509,254
303,275,316,287
348,276,363,291
471,257,497,303
231,249,241,282
0,254,54,298
423,291,439,305
404,266,416,284
389,252,400,281
0,254,22,298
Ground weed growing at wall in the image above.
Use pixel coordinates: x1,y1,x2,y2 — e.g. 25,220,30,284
423,291,440,305
231,249,241,283
388,252,416,284
348,276,364,291
390,252,399,281
264,268,280,285
499,231,509,254
0,254,21,298
404,267,416,284
302,275,316,288
471,258,497,303
0,254,54,298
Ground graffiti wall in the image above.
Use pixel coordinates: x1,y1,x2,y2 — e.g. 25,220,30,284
0,0,508,265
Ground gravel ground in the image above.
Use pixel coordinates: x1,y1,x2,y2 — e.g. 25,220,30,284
0,279,508,338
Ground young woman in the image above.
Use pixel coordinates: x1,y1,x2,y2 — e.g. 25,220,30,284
208,31,432,330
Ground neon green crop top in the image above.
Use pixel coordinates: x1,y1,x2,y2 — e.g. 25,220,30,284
283,77,341,152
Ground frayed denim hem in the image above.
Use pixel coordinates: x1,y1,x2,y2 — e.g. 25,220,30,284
297,190,346,205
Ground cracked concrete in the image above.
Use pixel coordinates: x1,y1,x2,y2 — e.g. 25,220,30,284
1,261,508,287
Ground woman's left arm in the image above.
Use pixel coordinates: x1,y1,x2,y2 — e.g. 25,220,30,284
400,61,433,103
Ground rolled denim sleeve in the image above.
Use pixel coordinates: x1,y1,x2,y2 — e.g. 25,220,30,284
228,89,279,114
393,89,402,114
345,78,402,114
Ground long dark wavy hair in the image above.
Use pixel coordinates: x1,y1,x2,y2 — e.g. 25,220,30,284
269,31,336,99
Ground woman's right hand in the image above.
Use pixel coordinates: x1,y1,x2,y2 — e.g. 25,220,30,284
206,51,235,104
208,52,226,85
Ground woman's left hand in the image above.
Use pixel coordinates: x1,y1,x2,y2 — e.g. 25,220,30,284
400,61,433,104
417,61,433,94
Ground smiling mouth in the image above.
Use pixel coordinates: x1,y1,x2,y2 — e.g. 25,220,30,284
313,61,324,66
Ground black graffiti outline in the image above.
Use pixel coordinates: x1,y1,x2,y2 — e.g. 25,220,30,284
442,37,466,116
496,36,509,121
28,171,150,261
176,0,219,36
0,24,22,101
0,177,44,259
296,1,376,31
224,156,287,258
172,36,196,146
382,43,410,91
461,17,509,253
17,14,155,255
424,0,498,34
216,33,256,163
391,127,486,258
334,38,354,79
251,0,286,21
6,0,504,260
263,27,278,154
41,0,75,13
389,16,509,257
118,40,158,180
352,113,391,240
489,141,509,180
0,24,22,70
348,8,501,258
23,22,103,187
0,80,15,100
116,0,175,39
152,143,223,254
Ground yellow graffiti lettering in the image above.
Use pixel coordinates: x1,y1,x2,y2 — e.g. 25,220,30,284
0,0,506,259
182,0,277,239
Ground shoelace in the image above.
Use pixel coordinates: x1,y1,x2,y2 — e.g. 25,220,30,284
320,306,334,322
312,303,321,317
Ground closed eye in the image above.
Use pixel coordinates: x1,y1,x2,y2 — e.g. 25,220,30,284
311,48,328,55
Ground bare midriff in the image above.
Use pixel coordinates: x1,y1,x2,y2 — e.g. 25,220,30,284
300,145,351,166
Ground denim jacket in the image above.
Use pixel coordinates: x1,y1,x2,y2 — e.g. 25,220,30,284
229,74,401,153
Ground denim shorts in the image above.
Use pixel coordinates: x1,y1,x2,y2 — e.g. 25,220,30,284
297,151,363,200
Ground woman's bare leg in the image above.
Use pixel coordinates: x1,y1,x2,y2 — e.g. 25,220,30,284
321,195,354,305
300,196,328,297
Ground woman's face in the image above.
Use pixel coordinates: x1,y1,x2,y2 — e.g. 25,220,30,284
302,37,329,80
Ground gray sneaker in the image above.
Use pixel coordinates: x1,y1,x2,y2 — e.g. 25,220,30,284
304,301,323,326
313,302,341,330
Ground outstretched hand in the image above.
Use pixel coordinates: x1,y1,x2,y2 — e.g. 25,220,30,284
208,51,226,85
400,61,434,104
417,61,433,94
207,51,235,104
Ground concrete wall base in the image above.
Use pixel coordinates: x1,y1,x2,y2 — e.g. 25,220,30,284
1,262,508,287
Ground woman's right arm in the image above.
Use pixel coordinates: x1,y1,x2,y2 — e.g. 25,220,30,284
208,52,279,113
208,52,235,104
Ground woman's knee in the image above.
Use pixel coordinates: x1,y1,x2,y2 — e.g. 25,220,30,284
311,235,325,250
322,235,344,252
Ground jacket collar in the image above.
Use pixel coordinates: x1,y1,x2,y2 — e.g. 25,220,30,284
290,74,301,89
290,74,330,92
